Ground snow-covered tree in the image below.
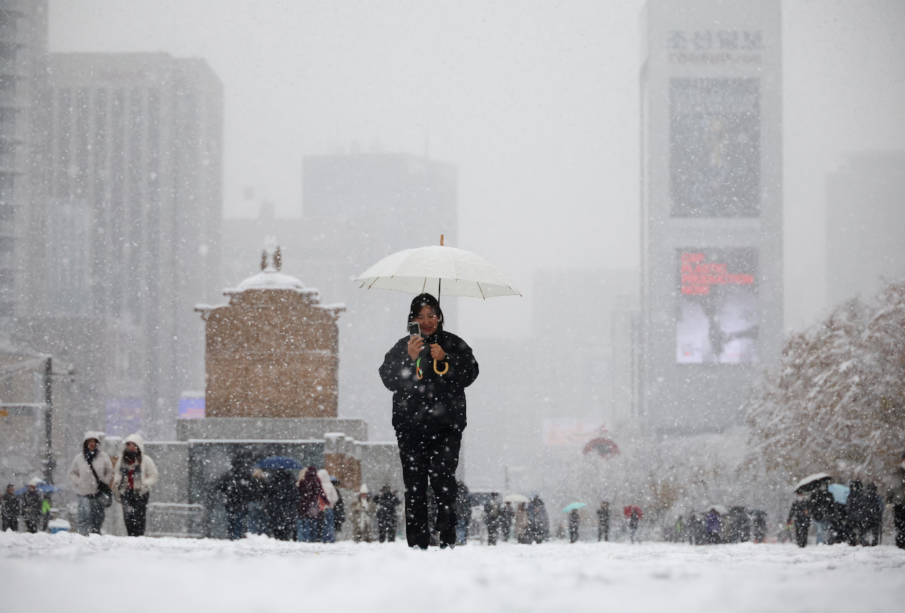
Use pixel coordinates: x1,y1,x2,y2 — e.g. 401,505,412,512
746,279,905,483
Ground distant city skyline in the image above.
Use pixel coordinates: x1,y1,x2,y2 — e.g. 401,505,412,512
46,1,905,340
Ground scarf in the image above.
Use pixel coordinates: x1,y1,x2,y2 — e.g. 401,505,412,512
83,444,98,465
120,459,142,491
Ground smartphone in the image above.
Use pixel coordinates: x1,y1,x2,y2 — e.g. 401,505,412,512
408,322,421,338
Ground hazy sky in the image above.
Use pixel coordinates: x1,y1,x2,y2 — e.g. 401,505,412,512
49,0,905,337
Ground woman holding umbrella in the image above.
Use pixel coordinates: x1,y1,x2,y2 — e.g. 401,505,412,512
379,293,479,549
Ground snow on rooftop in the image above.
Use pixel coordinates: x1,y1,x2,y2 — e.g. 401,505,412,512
228,270,314,294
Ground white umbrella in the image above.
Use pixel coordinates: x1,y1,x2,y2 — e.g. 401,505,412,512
708,504,729,515
354,238,521,301
503,494,530,504
793,472,832,493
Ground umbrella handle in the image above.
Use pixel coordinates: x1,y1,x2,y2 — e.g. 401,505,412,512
433,359,449,375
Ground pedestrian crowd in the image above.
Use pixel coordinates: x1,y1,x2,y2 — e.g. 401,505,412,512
784,455,905,550
1,478,52,533
218,458,402,544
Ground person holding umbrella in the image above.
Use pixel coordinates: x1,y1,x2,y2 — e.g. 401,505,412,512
379,293,480,550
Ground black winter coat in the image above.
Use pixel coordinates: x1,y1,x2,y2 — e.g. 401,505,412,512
1,492,20,522
788,500,810,526
379,330,479,433
847,484,871,526
597,507,610,527
810,489,836,523
218,469,260,514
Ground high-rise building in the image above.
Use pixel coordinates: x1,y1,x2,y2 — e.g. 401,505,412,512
639,0,784,435
826,152,905,306
0,0,48,323
32,53,223,439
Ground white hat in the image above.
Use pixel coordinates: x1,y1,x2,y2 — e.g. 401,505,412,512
28,477,42,487
359,484,369,494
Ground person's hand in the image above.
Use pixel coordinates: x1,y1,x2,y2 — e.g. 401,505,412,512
407,335,424,361
430,344,446,361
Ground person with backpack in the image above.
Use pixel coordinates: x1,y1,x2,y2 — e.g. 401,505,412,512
68,432,113,535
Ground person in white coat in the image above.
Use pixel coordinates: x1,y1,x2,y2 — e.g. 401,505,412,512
68,431,113,535
113,434,159,536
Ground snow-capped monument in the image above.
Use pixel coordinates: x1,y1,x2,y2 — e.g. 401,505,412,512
196,242,345,419
132,243,402,538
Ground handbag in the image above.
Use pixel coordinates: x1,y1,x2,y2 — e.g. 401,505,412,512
87,458,113,508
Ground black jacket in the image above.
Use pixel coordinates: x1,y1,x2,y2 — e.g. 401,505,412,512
375,490,400,522
217,469,260,514
597,507,610,526
810,489,836,523
788,500,810,525
379,330,479,433
1,492,20,522
847,482,871,526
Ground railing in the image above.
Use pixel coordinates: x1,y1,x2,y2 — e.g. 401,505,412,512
146,502,205,538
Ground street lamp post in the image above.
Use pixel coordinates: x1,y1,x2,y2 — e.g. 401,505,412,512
43,356,55,485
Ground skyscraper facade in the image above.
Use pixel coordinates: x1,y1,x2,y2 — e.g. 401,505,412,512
0,0,48,324
35,53,223,438
639,0,783,434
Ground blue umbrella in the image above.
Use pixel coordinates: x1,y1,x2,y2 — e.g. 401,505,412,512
828,483,850,505
14,483,64,495
562,502,587,513
255,456,304,471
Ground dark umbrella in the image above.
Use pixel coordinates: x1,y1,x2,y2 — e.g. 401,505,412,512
255,456,304,471
793,473,832,494
582,437,620,459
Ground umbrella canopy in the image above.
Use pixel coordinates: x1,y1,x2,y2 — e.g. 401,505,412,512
582,437,620,459
562,502,587,513
255,456,304,471
623,505,643,519
828,483,850,504
503,493,530,504
707,504,729,515
793,472,832,493
355,244,521,300
14,482,63,496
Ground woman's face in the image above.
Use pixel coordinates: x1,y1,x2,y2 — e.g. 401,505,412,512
415,305,440,336
126,442,139,453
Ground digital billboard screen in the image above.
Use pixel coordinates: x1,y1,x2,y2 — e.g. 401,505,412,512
670,78,760,218
676,249,759,364
105,398,143,436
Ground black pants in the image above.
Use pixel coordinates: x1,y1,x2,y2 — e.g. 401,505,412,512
894,505,905,550
486,522,498,545
396,429,461,549
598,523,609,542
1,515,17,532
795,522,809,548
122,490,150,537
378,517,396,542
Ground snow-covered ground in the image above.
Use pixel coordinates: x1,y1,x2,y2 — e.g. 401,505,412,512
2,533,903,613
